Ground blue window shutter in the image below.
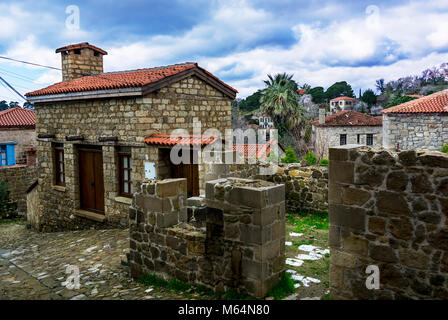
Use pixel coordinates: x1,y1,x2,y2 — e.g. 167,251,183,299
6,144,15,166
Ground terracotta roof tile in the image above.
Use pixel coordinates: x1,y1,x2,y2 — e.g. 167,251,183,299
144,134,217,146
0,107,35,128
297,89,307,95
383,90,448,114
55,42,108,55
233,140,277,161
311,110,382,127
25,63,238,97
330,96,357,102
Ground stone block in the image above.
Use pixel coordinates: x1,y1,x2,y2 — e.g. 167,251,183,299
239,224,270,244
329,161,354,184
329,204,366,231
376,191,411,216
369,244,397,263
156,178,187,198
241,259,268,280
330,250,356,268
368,216,385,235
156,211,178,228
343,187,371,206
389,217,413,240
399,249,430,270
343,235,368,256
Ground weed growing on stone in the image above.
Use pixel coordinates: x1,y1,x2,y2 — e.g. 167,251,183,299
266,272,295,300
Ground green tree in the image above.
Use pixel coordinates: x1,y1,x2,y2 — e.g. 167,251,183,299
239,90,262,112
308,86,325,104
325,81,355,100
385,95,418,109
361,89,377,107
281,148,298,163
441,144,448,154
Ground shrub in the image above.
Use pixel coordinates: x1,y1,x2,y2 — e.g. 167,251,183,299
442,144,448,154
281,148,298,163
303,151,317,165
266,272,295,300
319,158,329,166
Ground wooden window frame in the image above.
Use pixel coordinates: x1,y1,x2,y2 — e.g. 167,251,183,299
54,147,65,186
340,134,347,146
118,151,133,198
366,134,374,146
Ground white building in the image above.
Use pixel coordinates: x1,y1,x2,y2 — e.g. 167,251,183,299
330,96,357,113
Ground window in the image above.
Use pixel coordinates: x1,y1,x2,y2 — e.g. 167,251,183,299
366,134,374,146
340,134,347,145
0,143,16,166
118,148,133,197
357,134,360,144
54,144,65,186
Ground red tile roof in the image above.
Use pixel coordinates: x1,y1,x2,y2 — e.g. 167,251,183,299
0,107,35,128
55,42,108,55
233,139,278,161
311,110,382,127
144,134,217,146
405,94,423,98
25,63,238,97
330,96,357,102
383,90,448,114
297,89,307,95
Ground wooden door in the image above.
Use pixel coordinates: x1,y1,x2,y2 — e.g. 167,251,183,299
79,148,105,213
171,150,199,197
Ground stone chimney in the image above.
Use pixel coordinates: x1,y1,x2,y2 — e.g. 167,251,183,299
55,42,108,82
319,107,326,125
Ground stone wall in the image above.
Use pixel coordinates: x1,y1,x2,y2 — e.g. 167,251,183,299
313,125,382,158
204,155,328,214
128,177,286,298
0,128,36,164
0,164,38,215
34,75,231,231
329,145,448,299
382,113,448,151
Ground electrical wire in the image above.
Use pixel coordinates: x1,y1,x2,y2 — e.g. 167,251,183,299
0,55,61,70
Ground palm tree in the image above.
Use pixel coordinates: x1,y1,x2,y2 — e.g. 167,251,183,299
260,73,306,150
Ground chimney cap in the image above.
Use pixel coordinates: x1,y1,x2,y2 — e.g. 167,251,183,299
55,42,108,55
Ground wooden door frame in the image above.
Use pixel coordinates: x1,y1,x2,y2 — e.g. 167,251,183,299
78,147,105,214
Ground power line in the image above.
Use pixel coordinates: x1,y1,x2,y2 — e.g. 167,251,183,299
0,55,61,70
0,76,27,101
0,67,37,82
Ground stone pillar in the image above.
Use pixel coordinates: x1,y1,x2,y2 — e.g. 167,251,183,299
205,178,286,298
319,107,326,124
129,178,188,278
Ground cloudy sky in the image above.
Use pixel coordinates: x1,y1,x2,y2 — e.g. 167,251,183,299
1,0,448,102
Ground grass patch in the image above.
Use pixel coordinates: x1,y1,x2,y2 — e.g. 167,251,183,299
287,211,329,233
0,218,25,225
266,273,295,300
320,293,330,300
136,273,255,300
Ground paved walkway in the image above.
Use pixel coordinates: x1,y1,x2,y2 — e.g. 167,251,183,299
0,222,185,300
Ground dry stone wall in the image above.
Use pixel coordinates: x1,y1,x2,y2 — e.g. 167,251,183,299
329,145,448,299
0,165,37,215
128,177,286,298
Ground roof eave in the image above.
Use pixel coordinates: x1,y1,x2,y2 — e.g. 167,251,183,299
27,87,142,103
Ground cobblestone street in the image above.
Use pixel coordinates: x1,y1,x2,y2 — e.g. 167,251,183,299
0,222,186,300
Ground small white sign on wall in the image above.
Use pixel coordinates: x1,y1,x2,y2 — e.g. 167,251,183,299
144,162,156,179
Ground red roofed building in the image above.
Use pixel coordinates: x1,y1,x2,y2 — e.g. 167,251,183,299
25,42,237,231
382,90,448,151
0,107,36,166
311,109,382,158
330,96,357,113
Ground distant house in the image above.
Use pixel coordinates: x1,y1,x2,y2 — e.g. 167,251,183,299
297,89,307,95
330,96,357,113
252,112,274,129
233,139,285,161
0,107,36,166
311,109,382,158
382,90,448,151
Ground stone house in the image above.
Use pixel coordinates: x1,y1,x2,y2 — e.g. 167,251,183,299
311,109,382,158
0,107,36,166
382,90,448,151
25,42,237,231
329,96,356,113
